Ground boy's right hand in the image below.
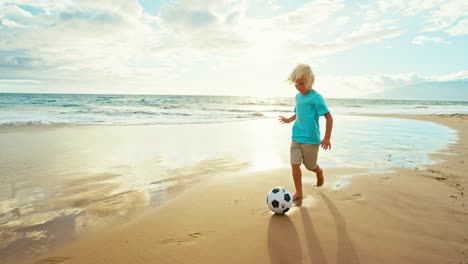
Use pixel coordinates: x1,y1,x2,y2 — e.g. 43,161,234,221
278,116,290,124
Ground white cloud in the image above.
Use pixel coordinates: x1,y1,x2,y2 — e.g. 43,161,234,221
318,73,424,98
1,17,23,27
267,0,281,11
288,19,402,58
0,79,41,84
268,0,344,34
422,1,468,32
317,71,468,98
155,1,250,53
446,18,468,36
385,0,445,16
0,3,33,27
412,35,451,45
2,4,33,18
348,19,402,42
375,0,468,33
336,16,350,26
428,70,468,82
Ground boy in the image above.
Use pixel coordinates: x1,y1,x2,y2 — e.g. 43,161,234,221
279,64,333,201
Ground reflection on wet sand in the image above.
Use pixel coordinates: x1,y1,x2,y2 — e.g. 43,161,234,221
0,158,248,264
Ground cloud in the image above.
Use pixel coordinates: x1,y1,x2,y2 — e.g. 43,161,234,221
138,0,172,15
375,0,468,33
58,9,123,24
0,49,45,69
267,0,345,34
159,8,217,30
428,70,468,82
336,16,350,26
280,2,403,58
0,17,22,27
152,0,251,54
288,20,402,57
318,71,468,98
318,73,425,98
2,4,33,18
377,0,445,16
446,18,468,36
0,3,33,27
347,20,402,43
412,35,451,45
0,78,41,84
422,1,468,32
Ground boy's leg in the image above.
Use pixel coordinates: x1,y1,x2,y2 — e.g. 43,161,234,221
302,144,324,187
291,164,303,200
312,165,324,187
290,140,304,200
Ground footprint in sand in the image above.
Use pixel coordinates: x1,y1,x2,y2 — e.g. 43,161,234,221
35,257,70,264
347,193,365,201
379,176,391,183
251,207,271,216
434,176,447,181
161,232,203,245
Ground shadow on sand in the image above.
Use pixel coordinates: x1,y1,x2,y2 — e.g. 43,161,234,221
267,194,360,264
321,193,360,264
295,198,328,264
267,214,302,264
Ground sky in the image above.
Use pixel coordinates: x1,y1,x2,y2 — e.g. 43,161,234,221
0,0,467,98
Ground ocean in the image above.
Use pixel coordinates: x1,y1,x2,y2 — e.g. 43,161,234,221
0,92,464,171
1,93,467,125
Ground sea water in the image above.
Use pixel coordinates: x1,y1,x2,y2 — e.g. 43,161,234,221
1,93,467,125
0,93,461,169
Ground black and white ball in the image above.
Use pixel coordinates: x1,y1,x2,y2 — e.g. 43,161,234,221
266,187,293,214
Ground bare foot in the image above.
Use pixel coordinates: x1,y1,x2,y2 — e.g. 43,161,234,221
293,193,303,201
316,168,324,187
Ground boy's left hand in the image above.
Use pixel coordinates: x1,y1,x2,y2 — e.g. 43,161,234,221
320,138,331,150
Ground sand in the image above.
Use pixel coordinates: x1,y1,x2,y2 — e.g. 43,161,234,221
15,114,468,264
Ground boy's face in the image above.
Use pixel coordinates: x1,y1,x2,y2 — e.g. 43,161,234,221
294,76,310,95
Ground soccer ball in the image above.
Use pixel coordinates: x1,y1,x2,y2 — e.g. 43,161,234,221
266,187,293,214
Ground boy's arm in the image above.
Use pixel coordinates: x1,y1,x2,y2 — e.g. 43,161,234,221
321,112,333,150
279,114,296,124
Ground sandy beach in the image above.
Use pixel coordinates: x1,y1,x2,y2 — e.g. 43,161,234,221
0,114,465,264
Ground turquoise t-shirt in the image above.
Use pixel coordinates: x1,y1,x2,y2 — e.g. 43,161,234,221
292,90,329,144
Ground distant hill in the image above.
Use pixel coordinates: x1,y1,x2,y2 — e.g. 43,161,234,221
366,80,468,101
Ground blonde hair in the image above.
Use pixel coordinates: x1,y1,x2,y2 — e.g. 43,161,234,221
288,64,315,88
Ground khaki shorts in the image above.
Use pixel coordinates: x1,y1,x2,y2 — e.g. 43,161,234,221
290,140,319,170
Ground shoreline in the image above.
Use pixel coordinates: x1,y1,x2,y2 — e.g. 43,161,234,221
0,114,465,263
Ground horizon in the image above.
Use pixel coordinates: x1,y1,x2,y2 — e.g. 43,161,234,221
0,1,467,99
2,91,468,103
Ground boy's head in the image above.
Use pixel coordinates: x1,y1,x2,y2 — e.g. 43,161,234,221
288,64,315,95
